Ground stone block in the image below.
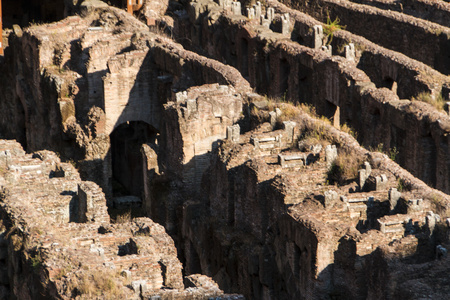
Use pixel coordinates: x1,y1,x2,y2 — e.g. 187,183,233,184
260,16,270,28
226,124,240,143
281,13,290,36
278,153,305,168
321,45,332,55
282,121,296,143
266,7,274,22
344,43,355,62
247,8,255,19
254,2,262,20
231,1,241,15
389,187,401,211
313,25,323,50
358,162,372,191
375,174,388,191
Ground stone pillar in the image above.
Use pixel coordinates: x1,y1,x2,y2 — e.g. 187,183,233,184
261,16,270,28
321,45,332,55
254,1,262,20
231,1,241,15
282,121,296,144
388,187,401,211
281,13,290,36
375,174,388,191
227,124,240,142
358,162,372,191
313,25,323,50
247,7,255,19
344,43,355,62
267,7,274,22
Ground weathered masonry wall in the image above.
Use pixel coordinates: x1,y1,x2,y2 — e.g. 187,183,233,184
0,139,240,299
0,6,250,198
180,99,450,299
175,0,450,193
268,0,449,101
347,0,450,28
281,0,450,75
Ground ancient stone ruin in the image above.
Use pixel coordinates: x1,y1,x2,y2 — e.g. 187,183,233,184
0,0,449,299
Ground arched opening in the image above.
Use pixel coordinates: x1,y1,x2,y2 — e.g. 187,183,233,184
110,121,158,208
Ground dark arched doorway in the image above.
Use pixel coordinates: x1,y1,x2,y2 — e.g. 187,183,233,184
110,121,158,207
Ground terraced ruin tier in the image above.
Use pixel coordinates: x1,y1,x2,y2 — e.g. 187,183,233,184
0,0,449,299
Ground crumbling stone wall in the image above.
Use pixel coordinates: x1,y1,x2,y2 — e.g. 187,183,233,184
174,0,450,193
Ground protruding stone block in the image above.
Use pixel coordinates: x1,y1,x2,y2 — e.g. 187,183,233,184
260,16,270,28
389,187,401,211
281,13,290,36
358,162,372,191
313,25,323,50
227,124,240,142
231,1,241,15
247,7,255,19
269,111,277,128
282,121,296,143
325,145,337,168
254,1,262,20
344,43,355,62
375,174,388,191
407,198,424,213
267,7,274,22
321,45,332,55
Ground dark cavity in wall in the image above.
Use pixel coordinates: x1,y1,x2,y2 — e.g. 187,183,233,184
110,121,158,200
280,58,290,98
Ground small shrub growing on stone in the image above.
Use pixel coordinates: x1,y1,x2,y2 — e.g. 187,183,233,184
327,151,362,185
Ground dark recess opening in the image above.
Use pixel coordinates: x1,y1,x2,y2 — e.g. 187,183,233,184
110,121,158,198
241,38,249,78
280,58,290,97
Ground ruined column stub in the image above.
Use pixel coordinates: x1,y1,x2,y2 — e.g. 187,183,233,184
267,7,275,23
375,174,388,191
254,2,262,20
282,121,296,143
389,187,401,211
313,25,323,50
358,162,372,191
344,43,355,62
260,16,270,28
231,1,241,16
325,145,337,168
281,13,290,36
227,124,240,143
269,111,277,128
321,45,332,56
247,7,255,19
